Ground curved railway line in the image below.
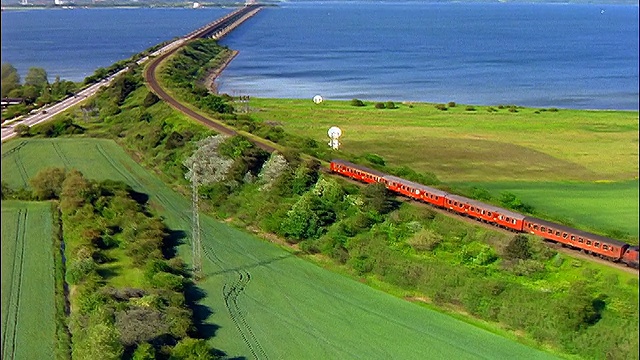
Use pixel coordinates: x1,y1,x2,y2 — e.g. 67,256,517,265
142,5,638,276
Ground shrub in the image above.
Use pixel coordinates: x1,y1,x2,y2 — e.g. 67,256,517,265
374,102,385,109
434,104,447,111
15,124,31,137
508,108,518,113
465,106,476,111
504,235,532,260
385,101,396,109
447,101,456,108
363,153,386,166
350,98,365,107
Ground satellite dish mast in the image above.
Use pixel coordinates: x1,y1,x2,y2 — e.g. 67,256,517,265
313,94,324,104
327,126,342,150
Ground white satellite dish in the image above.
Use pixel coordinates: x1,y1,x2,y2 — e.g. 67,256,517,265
313,95,324,104
327,126,342,150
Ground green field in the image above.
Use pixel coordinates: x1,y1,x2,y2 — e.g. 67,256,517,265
245,98,639,239
1,201,56,360
456,180,639,238
1,138,558,359
246,99,638,182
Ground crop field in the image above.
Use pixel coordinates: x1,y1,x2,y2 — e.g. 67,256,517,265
1,138,558,359
1,201,56,360
246,98,639,239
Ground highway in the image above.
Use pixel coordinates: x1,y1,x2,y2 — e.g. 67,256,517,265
1,38,187,143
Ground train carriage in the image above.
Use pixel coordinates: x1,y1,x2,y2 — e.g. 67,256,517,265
621,246,639,268
382,175,447,208
330,159,386,184
522,216,628,261
444,194,524,232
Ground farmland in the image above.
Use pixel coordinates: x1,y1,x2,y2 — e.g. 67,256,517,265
0,138,558,359
244,98,640,239
1,201,56,360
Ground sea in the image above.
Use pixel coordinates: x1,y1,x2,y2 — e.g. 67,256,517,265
2,2,638,110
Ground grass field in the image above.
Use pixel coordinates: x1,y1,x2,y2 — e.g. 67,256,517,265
456,179,639,238
245,98,639,239
1,201,56,360
246,98,638,182
1,138,559,359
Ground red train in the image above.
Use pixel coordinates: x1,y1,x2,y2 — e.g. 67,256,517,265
330,159,639,269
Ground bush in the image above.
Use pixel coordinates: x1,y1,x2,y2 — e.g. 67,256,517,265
434,104,447,111
504,235,532,260
15,124,31,137
385,101,396,109
374,102,385,109
363,153,386,166
350,98,365,107
465,106,476,111
447,101,456,108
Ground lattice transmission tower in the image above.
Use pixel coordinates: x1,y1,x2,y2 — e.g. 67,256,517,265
190,163,203,280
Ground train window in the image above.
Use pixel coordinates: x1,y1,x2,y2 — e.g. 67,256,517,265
435,196,439,200
563,233,568,239
488,212,492,217
541,226,546,232
512,219,517,224
555,231,560,236
594,242,600,248
603,244,608,250
548,228,553,234
586,240,591,246
533,225,539,230
571,235,576,241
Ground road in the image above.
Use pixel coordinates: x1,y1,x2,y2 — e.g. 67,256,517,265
1,38,186,143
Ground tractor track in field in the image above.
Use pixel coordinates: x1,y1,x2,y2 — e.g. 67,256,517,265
2,208,27,360
1,141,27,159
95,144,145,190
150,189,268,359
52,141,71,169
12,147,29,188
222,269,267,360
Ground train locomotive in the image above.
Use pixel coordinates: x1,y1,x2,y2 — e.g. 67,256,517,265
330,159,639,269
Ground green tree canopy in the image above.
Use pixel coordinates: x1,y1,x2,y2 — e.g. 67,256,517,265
24,67,49,90
1,62,21,98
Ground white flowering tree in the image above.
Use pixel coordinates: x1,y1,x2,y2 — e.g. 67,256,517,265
183,135,234,186
257,152,290,191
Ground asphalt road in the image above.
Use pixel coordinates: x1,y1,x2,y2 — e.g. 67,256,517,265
1,38,186,143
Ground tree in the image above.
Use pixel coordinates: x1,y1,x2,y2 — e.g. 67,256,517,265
72,323,123,360
14,124,30,137
24,67,49,90
504,235,532,260
29,167,66,200
170,338,215,360
60,169,92,213
361,182,398,214
132,343,156,360
1,62,21,98
143,91,160,107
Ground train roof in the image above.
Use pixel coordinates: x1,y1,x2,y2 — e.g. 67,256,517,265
382,175,449,197
330,159,387,177
523,216,629,247
446,194,526,220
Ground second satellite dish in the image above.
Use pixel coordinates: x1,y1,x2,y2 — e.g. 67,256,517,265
328,126,342,150
313,95,324,104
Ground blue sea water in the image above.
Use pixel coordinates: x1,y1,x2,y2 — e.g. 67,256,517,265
1,7,230,81
2,2,639,110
